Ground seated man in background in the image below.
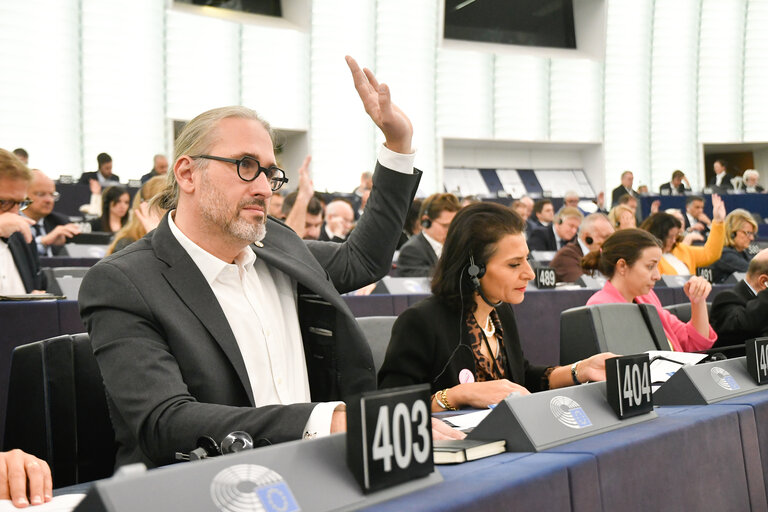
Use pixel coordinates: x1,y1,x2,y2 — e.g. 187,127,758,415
22,170,80,256
526,198,554,236
0,149,46,294
550,212,614,283
78,152,120,186
79,57,458,470
267,191,285,219
710,249,768,348
659,170,691,196
527,206,583,252
319,199,355,242
12,148,28,165
684,195,710,235
0,449,51,508
140,154,169,184
395,192,460,277
743,169,764,193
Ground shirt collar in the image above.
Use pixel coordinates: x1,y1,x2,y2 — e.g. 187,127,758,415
168,211,256,286
577,236,589,255
422,230,443,256
745,279,759,297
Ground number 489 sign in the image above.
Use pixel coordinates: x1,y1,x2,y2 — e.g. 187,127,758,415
346,384,434,493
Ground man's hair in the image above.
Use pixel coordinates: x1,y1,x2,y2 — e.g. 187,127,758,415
0,148,33,181
743,169,759,182
420,193,461,221
620,170,632,179
724,209,758,248
12,148,28,160
555,206,583,223
153,106,272,211
685,195,704,207
579,212,610,235
672,170,685,180
714,158,729,169
97,153,112,168
282,191,324,217
564,190,579,200
326,199,354,217
617,193,636,206
747,251,768,278
533,198,552,215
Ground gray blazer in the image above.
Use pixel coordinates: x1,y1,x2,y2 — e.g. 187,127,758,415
79,162,420,468
395,232,437,277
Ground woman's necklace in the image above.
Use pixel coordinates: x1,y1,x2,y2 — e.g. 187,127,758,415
479,315,495,338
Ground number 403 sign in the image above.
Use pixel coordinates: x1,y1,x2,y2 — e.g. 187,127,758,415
606,354,654,419
346,384,434,493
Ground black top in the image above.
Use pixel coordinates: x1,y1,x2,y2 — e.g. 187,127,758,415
711,246,752,284
378,296,549,394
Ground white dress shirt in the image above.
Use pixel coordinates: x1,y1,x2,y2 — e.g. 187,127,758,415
422,231,443,258
168,144,416,439
0,238,26,294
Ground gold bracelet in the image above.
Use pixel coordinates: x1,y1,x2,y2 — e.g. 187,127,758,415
440,388,458,411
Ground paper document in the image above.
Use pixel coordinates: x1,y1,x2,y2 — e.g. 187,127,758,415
0,494,85,512
440,409,491,431
647,351,707,392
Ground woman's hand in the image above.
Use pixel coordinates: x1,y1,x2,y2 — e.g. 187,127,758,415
684,275,712,304
450,380,530,410
576,352,617,383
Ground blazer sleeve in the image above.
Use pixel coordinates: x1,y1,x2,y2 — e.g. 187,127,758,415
658,305,716,351
79,261,316,467
305,161,420,293
710,288,768,341
672,221,724,273
378,305,442,392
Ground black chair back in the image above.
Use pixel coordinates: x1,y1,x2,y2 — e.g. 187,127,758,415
3,333,115,488
559,303,666,365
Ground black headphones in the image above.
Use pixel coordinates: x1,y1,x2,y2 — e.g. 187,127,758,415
467,253,486,290
585,236,594,245
420,195,435,229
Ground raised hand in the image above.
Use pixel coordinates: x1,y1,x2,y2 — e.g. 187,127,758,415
683,275,712,304
345,56,413,154
0,213,35,243
711,193,726,222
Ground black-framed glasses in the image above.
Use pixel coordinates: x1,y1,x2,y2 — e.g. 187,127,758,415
0,198,31,213
736,230,755,238
191,155,289,191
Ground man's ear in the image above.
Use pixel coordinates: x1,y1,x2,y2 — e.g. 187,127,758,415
175,156,196,194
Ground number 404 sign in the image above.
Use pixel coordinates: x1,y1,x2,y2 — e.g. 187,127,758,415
346,384,434,493
605,354,653,419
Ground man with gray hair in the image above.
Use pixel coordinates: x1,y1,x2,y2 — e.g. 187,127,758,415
742,169,764,193
550,212,614,283
710,249,768,348
140,154,169,184
319,199,355,242
79,57,458,470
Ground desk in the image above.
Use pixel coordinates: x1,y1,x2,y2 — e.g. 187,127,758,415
365,392,768,512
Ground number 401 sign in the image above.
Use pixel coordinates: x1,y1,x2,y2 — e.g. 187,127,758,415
606,354,653,419
346,384,434,493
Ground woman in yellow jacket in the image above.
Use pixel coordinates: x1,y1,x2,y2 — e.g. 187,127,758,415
640,194,726,275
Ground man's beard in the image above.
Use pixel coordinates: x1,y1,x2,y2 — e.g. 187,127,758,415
199,171,267,243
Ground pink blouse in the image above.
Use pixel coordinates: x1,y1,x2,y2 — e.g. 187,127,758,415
586,281,716,352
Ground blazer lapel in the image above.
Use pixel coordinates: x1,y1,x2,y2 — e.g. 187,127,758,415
152,216,256,406
7,234,34,292
418,233,438,265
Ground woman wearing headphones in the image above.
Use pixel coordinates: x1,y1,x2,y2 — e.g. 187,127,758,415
378,203,613,411
711,209,759,283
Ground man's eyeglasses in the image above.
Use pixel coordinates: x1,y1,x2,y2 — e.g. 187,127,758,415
31,191,60,202
736,230,755,238
191,155,289,191
0,198,31,213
